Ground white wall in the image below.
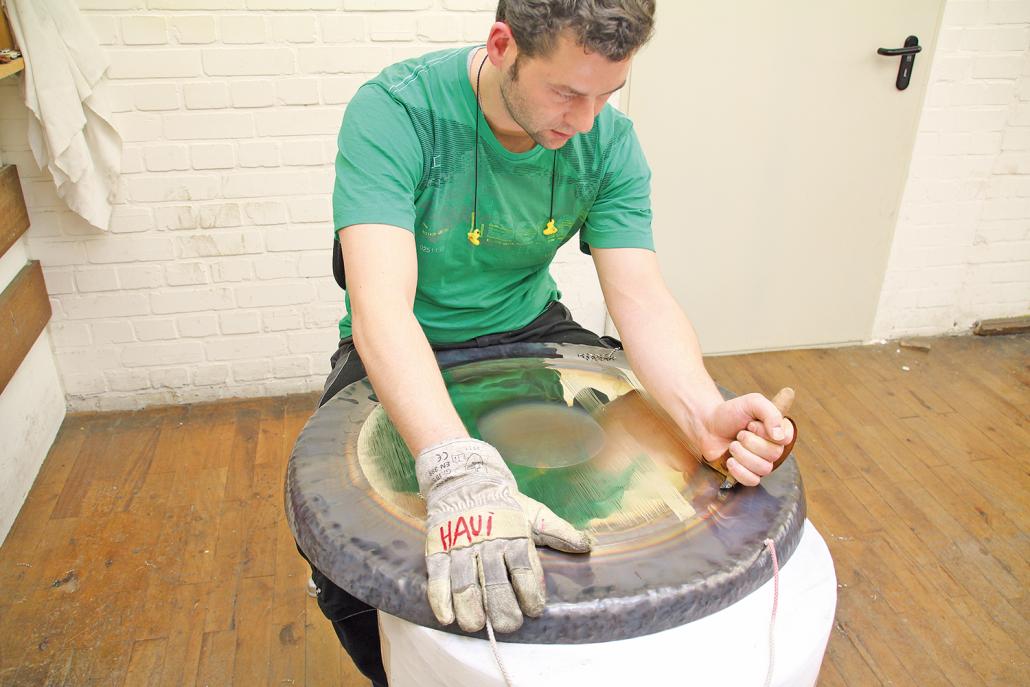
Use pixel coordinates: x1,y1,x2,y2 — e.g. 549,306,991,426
0,0,604,413
873,0,1030,338
0,193,66,544
0,329,65,545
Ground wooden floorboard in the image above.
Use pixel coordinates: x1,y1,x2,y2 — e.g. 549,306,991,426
0,335,1027,686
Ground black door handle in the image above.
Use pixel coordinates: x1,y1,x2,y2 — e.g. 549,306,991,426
877,46,922,57
878,36,921,90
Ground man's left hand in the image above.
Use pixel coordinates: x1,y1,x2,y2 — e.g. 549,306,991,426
697,393,795,486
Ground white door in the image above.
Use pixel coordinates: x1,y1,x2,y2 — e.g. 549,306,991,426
622,1,945,353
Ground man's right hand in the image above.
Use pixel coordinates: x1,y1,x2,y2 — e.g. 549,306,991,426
415,438,592,633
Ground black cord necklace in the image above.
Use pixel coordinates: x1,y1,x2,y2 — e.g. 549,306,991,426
469,52,558,246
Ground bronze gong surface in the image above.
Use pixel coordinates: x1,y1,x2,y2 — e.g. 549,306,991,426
285,343,805,643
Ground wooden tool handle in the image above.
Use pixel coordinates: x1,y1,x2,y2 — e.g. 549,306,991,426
770,387,795,414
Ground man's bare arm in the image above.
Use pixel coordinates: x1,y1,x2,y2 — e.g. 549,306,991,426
592,247,792,485
591,247,724,442
339,224,467,455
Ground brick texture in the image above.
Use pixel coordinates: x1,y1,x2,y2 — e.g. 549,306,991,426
873,4,1030,339
0,0,593,410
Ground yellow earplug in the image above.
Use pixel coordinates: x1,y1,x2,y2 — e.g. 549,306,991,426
543,218,558,236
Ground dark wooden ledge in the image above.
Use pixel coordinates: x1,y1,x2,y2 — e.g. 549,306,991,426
0,164,30,259
0,261,51,394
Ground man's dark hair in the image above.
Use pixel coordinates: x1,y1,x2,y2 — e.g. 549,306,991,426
496,0,656,63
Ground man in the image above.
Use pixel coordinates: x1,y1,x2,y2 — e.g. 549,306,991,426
302,2,794,684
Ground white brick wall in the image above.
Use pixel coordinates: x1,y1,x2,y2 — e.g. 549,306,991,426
0,0,605,411
872,2,1030,339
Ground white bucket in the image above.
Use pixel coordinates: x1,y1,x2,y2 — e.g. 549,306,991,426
380,521,837,687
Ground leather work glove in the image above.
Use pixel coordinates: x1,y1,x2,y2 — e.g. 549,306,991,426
415,438,592,633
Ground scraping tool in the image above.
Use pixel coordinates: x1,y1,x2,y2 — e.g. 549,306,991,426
576,385,799,489
705,387,798,489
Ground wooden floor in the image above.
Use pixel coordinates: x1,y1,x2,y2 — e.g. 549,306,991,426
0,334,1026,686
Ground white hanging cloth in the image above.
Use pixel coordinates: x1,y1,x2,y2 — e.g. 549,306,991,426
5,0,122,231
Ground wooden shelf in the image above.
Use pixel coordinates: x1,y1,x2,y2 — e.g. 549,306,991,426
0,57,23,80
0,164,30,259
0,261,51,395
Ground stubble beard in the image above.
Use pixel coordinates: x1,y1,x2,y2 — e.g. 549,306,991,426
498,68,559,150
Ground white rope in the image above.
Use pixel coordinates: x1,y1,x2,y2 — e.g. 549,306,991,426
763,538,780,687
476,554,515,687
484,614,515,687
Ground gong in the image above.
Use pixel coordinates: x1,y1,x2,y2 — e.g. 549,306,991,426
285,343,805,644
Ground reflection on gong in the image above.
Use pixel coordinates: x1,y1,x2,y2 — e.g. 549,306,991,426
286,343,805,644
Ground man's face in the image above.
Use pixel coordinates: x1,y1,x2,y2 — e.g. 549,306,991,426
498,32,633,149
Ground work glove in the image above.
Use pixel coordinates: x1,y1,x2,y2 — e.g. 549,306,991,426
415,438,592,633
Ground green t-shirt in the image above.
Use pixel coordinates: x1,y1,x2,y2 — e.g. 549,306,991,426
333,46,654,344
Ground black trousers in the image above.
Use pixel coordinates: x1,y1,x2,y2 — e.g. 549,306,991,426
299,302,619,686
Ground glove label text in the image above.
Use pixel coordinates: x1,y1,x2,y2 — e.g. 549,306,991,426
425,508,529,556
